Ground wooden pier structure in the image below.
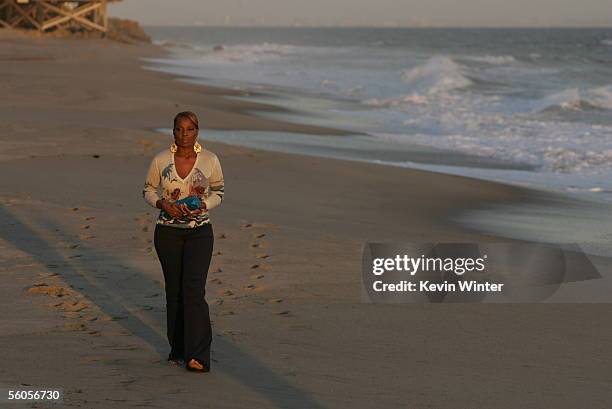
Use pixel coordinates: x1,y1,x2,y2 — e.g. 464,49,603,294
0,0,111,34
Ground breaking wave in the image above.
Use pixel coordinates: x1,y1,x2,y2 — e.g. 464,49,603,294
534,86,612,113
400,56,473,95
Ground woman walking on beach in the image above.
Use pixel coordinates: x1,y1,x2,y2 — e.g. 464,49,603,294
143,111,224,372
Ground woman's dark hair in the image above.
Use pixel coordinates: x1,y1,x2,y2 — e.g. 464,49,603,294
174,111,199,129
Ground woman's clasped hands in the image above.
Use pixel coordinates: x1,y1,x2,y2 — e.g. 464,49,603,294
160,197,206,218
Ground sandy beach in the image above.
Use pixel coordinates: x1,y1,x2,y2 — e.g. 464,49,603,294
1,29,611,408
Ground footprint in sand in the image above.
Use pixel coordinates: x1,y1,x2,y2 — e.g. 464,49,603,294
268,298,283,303
219,330,245,342
210,278,222,285
81,225,92,230
256,254,270,259
250,274,265,280
57,300,88,312
83,216,96,221
241,223,253,229
38,272,59,278
64,322,86,331
27,283,73,298
250,263,270,272
247,224,270,253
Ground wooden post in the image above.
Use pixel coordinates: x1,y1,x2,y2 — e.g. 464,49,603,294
101,0,107,35
6,0,13,24
0,2,6,26
92,2,97,27
35,2,43,31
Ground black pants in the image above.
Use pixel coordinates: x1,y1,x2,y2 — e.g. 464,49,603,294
154,223,214,366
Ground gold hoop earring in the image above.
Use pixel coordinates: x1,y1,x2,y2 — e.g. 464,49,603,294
194,142,202,154
170,143,177,153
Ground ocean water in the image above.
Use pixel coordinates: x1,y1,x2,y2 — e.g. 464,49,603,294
144,27,612,201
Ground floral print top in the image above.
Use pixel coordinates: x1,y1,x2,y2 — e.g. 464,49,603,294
143,148,224,228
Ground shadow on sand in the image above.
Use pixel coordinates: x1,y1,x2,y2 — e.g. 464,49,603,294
0,204,326,409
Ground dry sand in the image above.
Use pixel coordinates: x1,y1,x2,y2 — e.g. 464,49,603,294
1,29,611,408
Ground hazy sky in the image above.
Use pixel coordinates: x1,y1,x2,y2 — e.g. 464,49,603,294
109,0,612,27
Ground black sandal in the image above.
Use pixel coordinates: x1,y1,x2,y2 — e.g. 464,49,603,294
186,358,210,372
